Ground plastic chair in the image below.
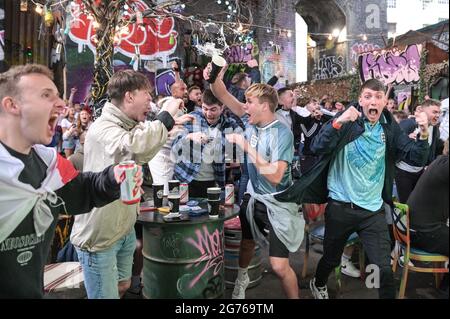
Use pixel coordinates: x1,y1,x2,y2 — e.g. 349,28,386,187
301,205,365,292
391,202,449,299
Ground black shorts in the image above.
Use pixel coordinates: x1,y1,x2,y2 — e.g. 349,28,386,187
239,194,289,258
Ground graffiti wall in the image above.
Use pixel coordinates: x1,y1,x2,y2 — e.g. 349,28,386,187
313,54,346,80
359,44,422,86
66,0,180,102
350,42,380,65
223,43,258,64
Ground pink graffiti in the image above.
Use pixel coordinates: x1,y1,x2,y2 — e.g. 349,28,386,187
224,43,253,64
359,44,422,85
185,225,224,289
351,42,380,62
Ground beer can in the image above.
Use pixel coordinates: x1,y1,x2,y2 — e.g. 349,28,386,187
225,184,235,206
118,160,140,205
180,183,189,204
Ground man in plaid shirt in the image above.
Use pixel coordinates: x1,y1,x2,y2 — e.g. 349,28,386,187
172,89,244,198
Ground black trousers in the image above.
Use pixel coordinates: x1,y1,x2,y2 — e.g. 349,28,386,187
395,168,423,203
315,199,396,299
411,224,449,257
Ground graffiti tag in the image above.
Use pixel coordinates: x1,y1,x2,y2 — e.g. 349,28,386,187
223,43,254,64
351,42,380,62
359,44,422,85
314,55,345,80
185,225,223,289
161,232,183,259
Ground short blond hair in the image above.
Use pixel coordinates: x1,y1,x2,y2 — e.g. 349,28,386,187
0,64,54,103
245,83,278,112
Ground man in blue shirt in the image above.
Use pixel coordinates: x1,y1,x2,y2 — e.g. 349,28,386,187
276,79,430,299
207,65,303,300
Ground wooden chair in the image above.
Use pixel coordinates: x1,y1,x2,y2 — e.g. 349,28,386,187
391,202,449,298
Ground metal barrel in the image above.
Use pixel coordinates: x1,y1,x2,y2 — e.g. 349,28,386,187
142,220,225,299
224,221,263,289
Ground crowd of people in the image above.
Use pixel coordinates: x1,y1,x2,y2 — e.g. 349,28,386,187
0,59,448,299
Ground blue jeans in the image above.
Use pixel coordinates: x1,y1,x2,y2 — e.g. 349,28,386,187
76,229,136,299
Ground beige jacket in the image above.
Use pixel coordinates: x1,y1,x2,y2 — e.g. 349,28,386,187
70,102,170,251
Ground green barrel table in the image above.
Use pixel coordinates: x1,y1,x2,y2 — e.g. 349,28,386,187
138,203,240,299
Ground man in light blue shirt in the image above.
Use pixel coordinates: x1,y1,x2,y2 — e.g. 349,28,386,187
208,65,302,300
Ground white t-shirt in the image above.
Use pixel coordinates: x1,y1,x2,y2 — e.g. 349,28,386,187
60,118,74,130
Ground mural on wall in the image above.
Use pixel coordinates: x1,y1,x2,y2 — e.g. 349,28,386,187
359,44,422,86
66,0,179,102
313,54,346,80
350,42,380,65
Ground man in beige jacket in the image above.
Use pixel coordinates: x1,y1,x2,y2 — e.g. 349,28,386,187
70,70,191,299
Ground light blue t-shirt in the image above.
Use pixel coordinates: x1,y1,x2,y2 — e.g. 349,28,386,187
328,120,386,212
245,120,294,195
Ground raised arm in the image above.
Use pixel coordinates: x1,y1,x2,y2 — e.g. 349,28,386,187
205,63,246,118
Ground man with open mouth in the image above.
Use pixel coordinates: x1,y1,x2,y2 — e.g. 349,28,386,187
206,62,304,300
275,79,431,299
70,69,191,299
0,64,144,298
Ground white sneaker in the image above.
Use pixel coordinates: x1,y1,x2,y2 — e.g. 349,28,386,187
310,278,329,299
232,273,250,299
398,255,414,268
341,258,361,278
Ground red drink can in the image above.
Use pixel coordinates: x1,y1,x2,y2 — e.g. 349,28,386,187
180,183,189,204
225,184,234,206
118,160,140,205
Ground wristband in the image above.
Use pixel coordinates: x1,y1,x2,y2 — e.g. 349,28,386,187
332,119,343,130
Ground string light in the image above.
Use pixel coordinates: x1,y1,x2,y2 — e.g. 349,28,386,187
332,29,340,38
35,3,43,14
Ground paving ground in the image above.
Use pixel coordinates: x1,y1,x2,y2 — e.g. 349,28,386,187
120,239,448,300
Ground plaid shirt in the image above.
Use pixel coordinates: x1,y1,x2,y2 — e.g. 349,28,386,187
172,110,244,187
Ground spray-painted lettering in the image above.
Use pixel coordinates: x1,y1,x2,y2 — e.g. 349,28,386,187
185,225,224,289
359,44,422,85
351,42,380,63
314,55,345,80
224,43,254,64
